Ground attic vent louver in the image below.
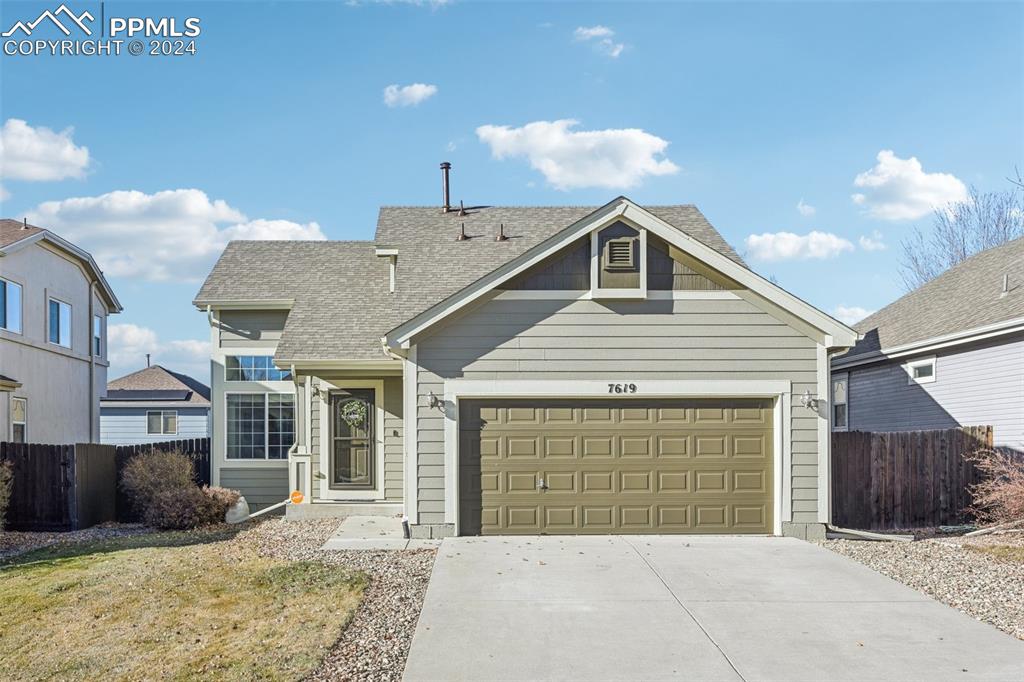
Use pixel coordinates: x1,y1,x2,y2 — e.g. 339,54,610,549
604,237,636,271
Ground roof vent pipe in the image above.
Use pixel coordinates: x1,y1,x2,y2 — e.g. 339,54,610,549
1002,273,1010,297
457,223,468,241
23,217,28,229
440,162,452,213
496,223,508,242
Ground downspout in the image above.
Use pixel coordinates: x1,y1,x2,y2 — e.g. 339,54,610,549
88,281,97,442
289,363,301,458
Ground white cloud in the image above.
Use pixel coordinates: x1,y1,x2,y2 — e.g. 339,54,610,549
0,118,90,182
744,230,854,261
573,25,624,58
108,323,211,383
858,230,887,252
476,119,678,190
832,305,875,325
852,150,968,221
26,189,325,282
383,83,438,108
796,199,816,217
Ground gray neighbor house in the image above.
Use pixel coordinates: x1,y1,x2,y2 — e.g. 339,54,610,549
195,190,858,540
1,219,122,444
831,236,1024,454
100,364,211,445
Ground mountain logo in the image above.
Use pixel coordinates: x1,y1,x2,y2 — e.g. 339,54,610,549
2,4,95,38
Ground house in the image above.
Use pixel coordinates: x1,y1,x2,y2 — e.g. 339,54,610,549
194,179,857,538
0,219,122,444
101,364,211,445
831,236,1024,453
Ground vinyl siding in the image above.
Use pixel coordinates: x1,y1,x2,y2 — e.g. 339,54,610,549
218,310,288,349
100,406,209,445
308,375,403,502
846,334,1024,452
219,467,289,511
415,296,822,526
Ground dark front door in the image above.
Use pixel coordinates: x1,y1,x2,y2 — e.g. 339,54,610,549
330,389,375,489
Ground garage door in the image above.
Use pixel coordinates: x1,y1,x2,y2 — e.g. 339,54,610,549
458,399,773,535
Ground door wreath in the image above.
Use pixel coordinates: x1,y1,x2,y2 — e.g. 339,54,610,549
340,399,368,430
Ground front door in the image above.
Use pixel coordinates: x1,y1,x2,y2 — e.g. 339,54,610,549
330,388,375,490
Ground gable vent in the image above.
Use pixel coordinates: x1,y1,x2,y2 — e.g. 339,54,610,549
604,237,636,271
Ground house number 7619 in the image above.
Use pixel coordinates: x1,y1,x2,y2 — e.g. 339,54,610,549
608,383,638,394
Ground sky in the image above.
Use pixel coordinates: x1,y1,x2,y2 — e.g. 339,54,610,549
1,0,1022,382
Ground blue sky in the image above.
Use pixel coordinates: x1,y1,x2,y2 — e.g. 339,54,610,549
1,0,1022,381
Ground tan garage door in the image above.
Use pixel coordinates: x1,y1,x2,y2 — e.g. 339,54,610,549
458,399,773,535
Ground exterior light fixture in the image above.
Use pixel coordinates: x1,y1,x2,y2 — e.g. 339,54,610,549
800,389,819,412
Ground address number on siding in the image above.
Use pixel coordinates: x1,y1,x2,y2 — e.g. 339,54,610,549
608,383,638,394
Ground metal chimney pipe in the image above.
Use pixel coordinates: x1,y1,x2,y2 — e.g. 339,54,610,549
146,353,151,367
440,162,452,213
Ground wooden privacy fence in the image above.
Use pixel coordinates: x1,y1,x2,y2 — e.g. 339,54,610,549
0,442,117,532
831,426,991,530
114,437,211,522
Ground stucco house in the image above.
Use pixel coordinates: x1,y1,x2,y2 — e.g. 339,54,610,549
101,364,211,445
195,188,857,539
1,219,122,444
831,236,1024,454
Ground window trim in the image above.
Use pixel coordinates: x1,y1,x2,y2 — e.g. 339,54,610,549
831,372,849,432
0,276,24,335
11,396,27,442
223,391,295,463
317,378,386,501
47,296,72,348
146,409,179,436
904,356,937,385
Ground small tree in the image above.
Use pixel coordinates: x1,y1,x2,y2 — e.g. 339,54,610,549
899,182,1024,291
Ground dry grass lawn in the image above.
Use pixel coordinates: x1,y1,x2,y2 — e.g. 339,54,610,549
967,543,1024,565
0,527,365,681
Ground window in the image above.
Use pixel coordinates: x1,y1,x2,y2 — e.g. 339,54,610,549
226,393,294,460
146,410,178,435
905,356,937,385
225,356,291,382
93,315,103,356
0,278,22,334
11,397,27,442
48,298,71,348
832,375,848,431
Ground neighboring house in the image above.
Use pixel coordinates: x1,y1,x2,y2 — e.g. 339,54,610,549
101,365,211,445
832,237,1024,454
195,190,857,538
0,219,122,444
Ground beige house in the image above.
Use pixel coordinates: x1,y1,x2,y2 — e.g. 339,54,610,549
0,219,122,444
195,195,856,539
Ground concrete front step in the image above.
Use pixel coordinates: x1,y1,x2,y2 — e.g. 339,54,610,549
285,502,404,520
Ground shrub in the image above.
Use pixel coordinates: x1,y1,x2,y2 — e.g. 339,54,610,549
202,486,241,522
0,460,12,531
967,448,1024,526
144,486,217,530
120,450,195,518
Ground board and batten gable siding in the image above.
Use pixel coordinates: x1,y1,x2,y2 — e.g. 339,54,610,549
414,295,823,527
846,334,1024,452
308,375,404,502
218,310,289,348
100,406,210,445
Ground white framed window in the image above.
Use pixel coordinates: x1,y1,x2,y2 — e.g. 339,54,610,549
1,277,23,334
832,374,848,431
905,356,936,384
225,393,294,460
48,297,72,348
146,410,178,435
225,356,291,382
93,314,104,357
11,397,27,442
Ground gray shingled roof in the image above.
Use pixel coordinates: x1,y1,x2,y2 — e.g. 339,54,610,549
0,219,45,248
194,204,746,361
106,365,210,404
841,236,1024,360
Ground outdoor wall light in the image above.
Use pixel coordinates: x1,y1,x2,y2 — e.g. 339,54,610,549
800,389,819,413
427,392,443,410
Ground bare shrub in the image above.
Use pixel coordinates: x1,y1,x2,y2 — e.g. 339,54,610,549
967,448,1024,525
202,486,241,522
144,486,218,530
0,460,13,530
120,450,195,517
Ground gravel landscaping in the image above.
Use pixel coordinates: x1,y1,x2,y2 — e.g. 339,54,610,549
0,522,152,561
822,532,1024,640
242,518,437,682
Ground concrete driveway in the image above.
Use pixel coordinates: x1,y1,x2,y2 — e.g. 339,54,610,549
403,536,1024,681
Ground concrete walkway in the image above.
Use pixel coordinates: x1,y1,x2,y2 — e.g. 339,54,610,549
319,516,440,551
403,536,1024,681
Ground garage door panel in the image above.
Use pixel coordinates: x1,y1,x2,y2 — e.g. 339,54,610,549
460,399,773,535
